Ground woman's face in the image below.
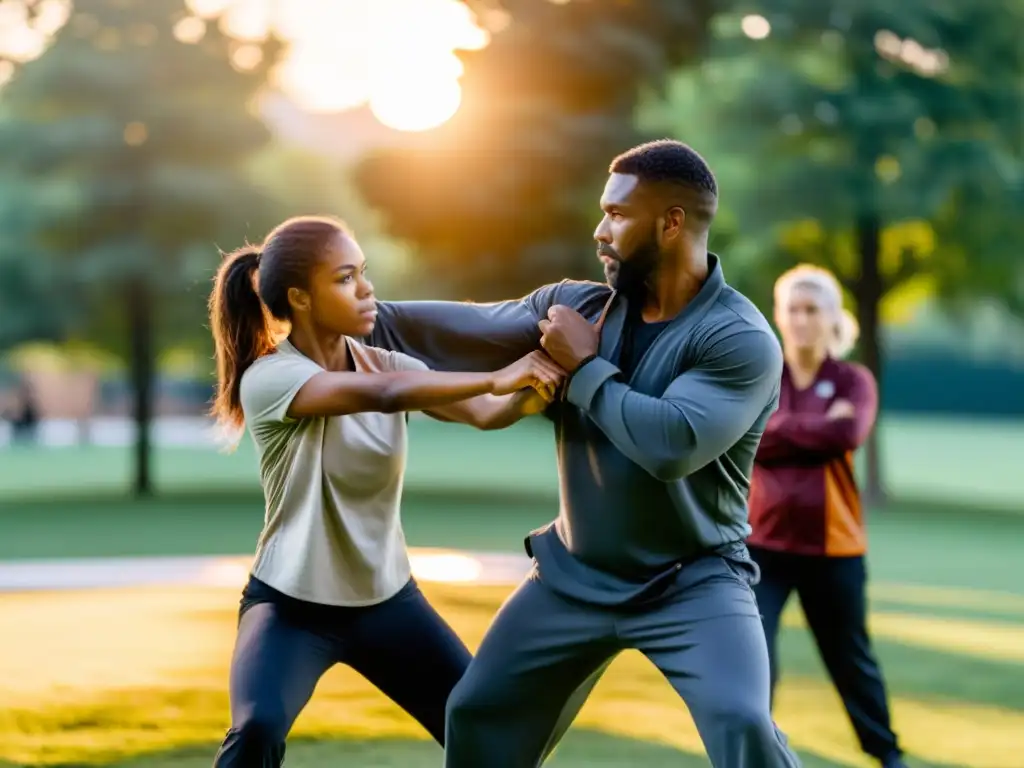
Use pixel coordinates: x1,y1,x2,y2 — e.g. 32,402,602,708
775,283,832,356
307,231,378,337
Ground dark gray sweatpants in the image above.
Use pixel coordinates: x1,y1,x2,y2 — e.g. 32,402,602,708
444,557,802,768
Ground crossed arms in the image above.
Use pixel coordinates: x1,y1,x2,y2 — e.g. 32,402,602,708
755,366,877,464
368,289,783,480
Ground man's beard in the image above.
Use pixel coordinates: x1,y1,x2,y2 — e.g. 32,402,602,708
602,237,660,299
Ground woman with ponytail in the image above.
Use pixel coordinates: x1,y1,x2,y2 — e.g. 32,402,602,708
747,265,906,768
208,216,565,766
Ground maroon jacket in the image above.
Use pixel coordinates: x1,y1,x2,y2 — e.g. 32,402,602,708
748,357,877,557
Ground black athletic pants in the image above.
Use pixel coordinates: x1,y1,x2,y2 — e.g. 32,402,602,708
213,576,471,766
750,547,902,763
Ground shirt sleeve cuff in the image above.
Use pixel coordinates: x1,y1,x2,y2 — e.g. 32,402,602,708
566,356,620,410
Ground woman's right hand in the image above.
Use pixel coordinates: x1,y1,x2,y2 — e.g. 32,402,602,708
491,351,567,401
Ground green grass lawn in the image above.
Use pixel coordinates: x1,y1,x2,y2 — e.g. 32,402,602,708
2,414,1023,507
75,733,736,768
0,496,1021,767
1,489,1022,597
0,574,1021,768
2,414,1021,594
0,415,1021,766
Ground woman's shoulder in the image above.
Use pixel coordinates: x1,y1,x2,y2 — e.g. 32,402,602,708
828,358,876,387
243,345,317,378
239,345,323,413
239,350,279,390
347,338,430,374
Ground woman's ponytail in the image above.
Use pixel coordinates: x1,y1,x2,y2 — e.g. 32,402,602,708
209,245,273,431
831,308,860,359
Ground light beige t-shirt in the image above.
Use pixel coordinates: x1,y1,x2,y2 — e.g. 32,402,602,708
239,338,429,606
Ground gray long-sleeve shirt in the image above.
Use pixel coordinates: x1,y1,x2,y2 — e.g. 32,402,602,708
367,255,782,604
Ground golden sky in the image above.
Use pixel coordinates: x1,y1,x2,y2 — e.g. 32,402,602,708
0,0,490,132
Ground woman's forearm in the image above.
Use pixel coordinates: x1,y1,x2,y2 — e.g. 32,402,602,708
427,389,547,430
382,371,501,414
289,370,497,419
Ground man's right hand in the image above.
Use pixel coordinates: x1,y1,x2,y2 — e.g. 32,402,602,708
491,351,566,401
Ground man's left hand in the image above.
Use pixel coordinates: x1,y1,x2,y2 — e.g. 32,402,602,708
538,305,601,371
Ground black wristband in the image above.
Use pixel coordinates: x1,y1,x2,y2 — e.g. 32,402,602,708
565,354,598,388
573,353,598,371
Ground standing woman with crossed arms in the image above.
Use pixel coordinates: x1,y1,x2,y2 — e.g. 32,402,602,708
207,215,564,766
747,264,906,768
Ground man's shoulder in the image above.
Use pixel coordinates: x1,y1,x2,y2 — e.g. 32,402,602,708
713,285,774,334
699,289,782,376
702,288,778,349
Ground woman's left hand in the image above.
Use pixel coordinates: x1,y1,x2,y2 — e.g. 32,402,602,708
826,399,855,419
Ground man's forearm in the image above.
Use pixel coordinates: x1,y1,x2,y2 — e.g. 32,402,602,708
564,358,725,481
565,333,780,482
368,299,541,372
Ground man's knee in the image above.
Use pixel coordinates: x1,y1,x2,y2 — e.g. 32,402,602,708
214,707,289,766
444,674,503,766
445,669,502,728
713,695,778,743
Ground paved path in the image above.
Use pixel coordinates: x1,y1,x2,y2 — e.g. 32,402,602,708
0,548,533,592
1,415,434,448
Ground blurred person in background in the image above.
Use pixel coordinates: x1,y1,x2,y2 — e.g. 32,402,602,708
747,264,906,768
207,215,565,767
4,374,40,445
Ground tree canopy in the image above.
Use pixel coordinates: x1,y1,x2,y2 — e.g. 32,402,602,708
0,0,282,492
354,0,718,300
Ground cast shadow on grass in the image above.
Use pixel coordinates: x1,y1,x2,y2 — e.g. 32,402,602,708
1,731,712,768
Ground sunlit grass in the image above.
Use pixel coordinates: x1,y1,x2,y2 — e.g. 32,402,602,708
1,583,1022,767
871,582,1024,617
782,605,1024,664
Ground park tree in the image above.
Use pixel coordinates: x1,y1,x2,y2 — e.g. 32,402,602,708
353,0,718,300
0,0,282,495
154,140,415,367
696,1,1024,500
246,142,413,300
0,195,70,349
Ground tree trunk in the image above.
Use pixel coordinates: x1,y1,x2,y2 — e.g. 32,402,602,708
854,213,886,506
127,277,154,497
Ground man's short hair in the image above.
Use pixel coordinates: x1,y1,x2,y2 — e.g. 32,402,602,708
610,139,718,199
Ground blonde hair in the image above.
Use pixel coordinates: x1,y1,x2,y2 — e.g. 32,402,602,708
774,264,859,359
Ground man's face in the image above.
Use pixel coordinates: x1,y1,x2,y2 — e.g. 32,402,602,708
593,173,660,296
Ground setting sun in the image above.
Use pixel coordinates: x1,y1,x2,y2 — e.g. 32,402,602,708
370,73,463,132
187,0,488,131
0,0,487,131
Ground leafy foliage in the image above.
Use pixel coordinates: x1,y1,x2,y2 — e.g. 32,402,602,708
0,0,282,492
354,0,718,299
